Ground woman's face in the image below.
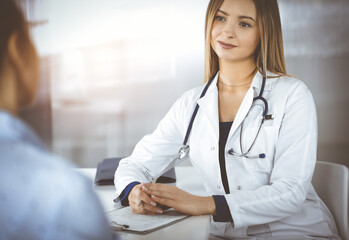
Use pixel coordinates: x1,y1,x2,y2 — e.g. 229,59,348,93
210,0,260,63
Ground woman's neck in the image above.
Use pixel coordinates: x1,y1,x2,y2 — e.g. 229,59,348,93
218,59,257,89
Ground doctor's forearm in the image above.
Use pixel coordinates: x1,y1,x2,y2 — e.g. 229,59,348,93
200,196,216,215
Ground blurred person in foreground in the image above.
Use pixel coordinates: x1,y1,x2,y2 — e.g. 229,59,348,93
0,0,115,239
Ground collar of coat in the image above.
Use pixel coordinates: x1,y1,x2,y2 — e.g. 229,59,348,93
195,70,279,140
207,70,279,94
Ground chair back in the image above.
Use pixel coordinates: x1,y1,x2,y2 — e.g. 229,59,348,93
312,161,349,240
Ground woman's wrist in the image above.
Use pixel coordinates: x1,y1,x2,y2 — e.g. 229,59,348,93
200,196,216,215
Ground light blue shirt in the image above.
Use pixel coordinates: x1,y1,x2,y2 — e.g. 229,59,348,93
0,111,115,240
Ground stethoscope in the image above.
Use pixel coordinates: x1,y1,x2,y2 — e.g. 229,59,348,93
176,71,269,161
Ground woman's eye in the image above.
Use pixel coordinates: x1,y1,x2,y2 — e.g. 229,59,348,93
240,22,251,28
215,16,225,22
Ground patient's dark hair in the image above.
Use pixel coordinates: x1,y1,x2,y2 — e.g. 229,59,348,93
0,0,30,72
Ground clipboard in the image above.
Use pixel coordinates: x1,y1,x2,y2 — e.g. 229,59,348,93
106,206,190,234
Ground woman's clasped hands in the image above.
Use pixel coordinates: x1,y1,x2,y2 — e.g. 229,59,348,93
128,183,216,216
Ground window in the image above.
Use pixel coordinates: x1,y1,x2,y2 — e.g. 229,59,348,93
25,0,206,167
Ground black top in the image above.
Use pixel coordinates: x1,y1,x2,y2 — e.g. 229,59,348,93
219,121,233,194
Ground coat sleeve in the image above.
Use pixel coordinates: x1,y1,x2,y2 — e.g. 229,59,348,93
114,92,192,199
225,81,318,228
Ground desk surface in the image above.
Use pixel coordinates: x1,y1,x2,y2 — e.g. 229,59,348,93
78,166,210,240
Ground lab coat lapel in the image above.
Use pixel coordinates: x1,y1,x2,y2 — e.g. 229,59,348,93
228,70,265,139
228,88,254,139
197,80,220,141
195,71,265,141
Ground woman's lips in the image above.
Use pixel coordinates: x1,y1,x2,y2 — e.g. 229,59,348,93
218,41,237,49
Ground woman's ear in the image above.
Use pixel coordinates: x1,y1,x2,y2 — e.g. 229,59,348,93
6,32,25,75
6,31,39,107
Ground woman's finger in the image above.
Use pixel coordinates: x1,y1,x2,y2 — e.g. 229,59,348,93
144,183,173,193
142,201,164,214
133,187,157,207
142,184,177,200
151,195,175,209
129,199,163,214
129,201,145,214
146,189,176,201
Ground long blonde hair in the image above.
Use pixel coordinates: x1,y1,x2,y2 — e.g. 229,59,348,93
204,0,286,83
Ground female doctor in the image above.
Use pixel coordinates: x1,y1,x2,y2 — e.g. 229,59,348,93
114,0,340,238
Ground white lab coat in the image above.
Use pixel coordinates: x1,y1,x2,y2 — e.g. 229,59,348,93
114,71,339,239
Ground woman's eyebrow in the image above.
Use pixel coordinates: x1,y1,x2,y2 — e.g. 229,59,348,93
238,15,255,22
217,9,229,16
217,10,255,22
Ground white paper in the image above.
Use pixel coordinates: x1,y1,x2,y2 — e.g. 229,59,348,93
106,207,189,232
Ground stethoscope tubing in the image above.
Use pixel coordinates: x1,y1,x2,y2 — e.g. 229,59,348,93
182,75,215,146
177,71,268,160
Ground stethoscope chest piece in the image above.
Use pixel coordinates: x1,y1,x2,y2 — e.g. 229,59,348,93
177,145,190,160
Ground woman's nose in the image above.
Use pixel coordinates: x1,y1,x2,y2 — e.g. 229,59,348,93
223,22,236,38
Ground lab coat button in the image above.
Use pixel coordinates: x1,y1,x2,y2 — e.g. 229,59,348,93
211,146,215,151
217,185,221,189
237,186,241,190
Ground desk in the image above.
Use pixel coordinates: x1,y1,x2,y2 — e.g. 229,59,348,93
78,166,210,240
